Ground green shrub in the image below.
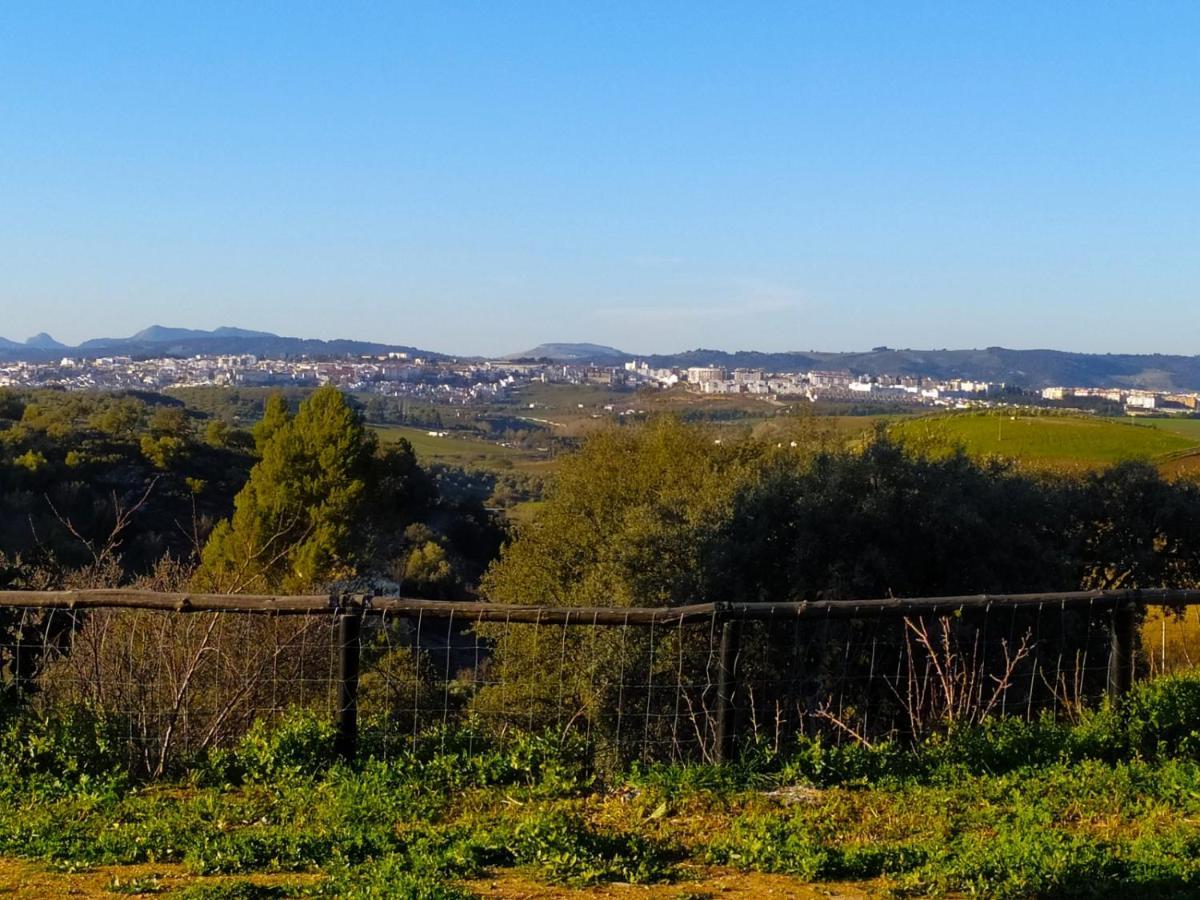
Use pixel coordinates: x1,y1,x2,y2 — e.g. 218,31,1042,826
317,857,476,899
183,827,337,875
1122,672,1200,760
358,723,593,796
504,810,675,885
909,823,1119,898
780,735,915,787
0,706,128,795
220,708,338,784
705,814,829,879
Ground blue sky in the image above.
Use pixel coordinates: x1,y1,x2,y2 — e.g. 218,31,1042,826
1,2,1197,356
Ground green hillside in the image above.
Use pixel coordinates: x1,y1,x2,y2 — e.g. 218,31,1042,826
890,412,1200,471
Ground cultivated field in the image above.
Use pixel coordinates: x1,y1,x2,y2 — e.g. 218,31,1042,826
371,424,558,475
890,412,1200,472
376,404,1200,490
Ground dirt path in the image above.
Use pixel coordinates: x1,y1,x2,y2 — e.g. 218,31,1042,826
468,869,875,898
0,859,320,897
0,859,875,898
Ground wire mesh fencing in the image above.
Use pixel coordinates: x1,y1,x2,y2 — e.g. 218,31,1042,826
1,602,338,777
2,589,1200,775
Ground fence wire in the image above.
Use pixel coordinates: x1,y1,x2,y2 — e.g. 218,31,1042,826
1,607,337,776
2,595,1200,774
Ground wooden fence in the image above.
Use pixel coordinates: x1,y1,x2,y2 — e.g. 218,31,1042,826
3,588,1200,765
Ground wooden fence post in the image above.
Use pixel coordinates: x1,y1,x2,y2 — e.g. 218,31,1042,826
715,616,742,764
335,604,363,762
1107,599,1138,701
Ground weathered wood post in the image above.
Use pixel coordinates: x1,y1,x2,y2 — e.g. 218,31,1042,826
715,615,742,764
1107,597,1138,702
335,598,364,762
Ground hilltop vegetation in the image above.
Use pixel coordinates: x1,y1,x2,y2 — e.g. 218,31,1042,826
0,387,504,597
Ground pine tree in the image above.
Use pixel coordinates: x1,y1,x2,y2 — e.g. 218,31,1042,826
195,386,376,593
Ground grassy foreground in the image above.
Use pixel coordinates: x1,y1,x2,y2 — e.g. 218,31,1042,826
4,673,1200,898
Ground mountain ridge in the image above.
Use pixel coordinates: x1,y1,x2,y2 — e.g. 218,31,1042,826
24,332,67,350
0,326,443,364
501,342,1200,391
3,331,1200,391
507,342,627,362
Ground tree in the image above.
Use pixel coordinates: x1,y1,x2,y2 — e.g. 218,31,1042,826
253,393,291,455
471,418,1119,756
1073,461,1200,590
140,434,186,470
89,398,144,438
204,419,232,449
194,386,377,593
149,406,190,439
402,541,459,598
482,416,749,609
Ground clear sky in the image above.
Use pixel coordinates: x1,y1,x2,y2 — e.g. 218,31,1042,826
1,3,1197,356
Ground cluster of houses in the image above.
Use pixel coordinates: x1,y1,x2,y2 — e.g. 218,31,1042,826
1040,386,1200,415
0,354,515,405
623,361,1002,408
5,352,1198,418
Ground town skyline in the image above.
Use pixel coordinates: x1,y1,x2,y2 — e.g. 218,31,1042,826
6,322,1200,395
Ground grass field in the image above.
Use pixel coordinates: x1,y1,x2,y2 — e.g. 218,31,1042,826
7,676,1200,898
511,383,786,436
373,402,1200,486
370,424,557,475
1133,417,1200,439
890,412,1200,472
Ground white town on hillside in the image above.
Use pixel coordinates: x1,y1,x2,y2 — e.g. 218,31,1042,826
1,353,1198,417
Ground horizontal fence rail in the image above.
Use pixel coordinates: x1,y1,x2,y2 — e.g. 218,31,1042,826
3,588,1200,771
4,587,1200,619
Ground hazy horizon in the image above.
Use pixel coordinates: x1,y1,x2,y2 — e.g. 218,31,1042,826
6,320,1200,362
3,3,1197,357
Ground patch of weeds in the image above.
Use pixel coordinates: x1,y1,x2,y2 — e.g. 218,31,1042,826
200,709,338,786
504,809,676,885
709,811,933,881
905,823,1118,899
175,883,295,900
106,872,167,893
316,857,477,899
705,814,830,880
626,759,775,798
183,829,336,875
0,705,130,797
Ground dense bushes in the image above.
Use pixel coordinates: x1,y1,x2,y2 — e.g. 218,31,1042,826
475,419,1200,754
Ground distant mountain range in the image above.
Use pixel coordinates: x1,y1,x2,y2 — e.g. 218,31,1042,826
509,343,1200,392
3,329,1200,391
0,326,442,364
0,332,68,351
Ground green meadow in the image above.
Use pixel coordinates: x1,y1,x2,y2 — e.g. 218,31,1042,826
890,412,1200,472
370,424,556,473
8,676,1200,898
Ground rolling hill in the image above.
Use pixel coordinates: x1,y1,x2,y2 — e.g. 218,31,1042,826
0,326,443,363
